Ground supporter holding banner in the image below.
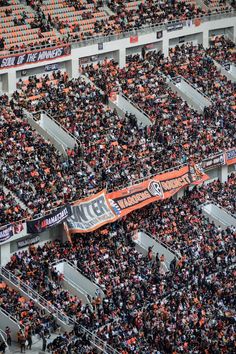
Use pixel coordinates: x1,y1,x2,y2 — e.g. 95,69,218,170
27,205,71,234
67,190,117,233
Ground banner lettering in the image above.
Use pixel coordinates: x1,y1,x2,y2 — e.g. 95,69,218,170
226,148,236,165
27,205,71,234
67,190,117,233
201,153,225,171
0,45,71,69
0,225,14,243
67,165,208,233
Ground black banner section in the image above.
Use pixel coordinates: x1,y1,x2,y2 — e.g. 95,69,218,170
17,235,40,249
166,22,183,32
27,205,71,234
201,153,225,171
0,225,14,243
0,45,71,69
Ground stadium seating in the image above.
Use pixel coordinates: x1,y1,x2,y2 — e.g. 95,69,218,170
5,180,236,352
0,93,93,225
207,35,236,64
0,0,61,52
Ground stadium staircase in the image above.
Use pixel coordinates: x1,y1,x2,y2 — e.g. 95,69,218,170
132,230,180,272
166,75,213,112
80,73,152,126
51,259,105,308
200,201,236,229
23,109,80,157
211,58,236,82
0,266,118,354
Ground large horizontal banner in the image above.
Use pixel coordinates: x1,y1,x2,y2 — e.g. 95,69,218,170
225,148,236,166
27,204,71,234
107,164,208,219
67,190,117,233
0,44,71,69
67,165,208,233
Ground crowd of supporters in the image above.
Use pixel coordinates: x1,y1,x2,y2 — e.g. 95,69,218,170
0,39,234,225
199,173,236,215
207,35,236,64
4,176,235,352
0,0,235,53
0,93,93,225
0,185,27,225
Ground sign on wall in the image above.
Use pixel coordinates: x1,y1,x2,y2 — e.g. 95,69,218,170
0,224,14,243
0,45,71,69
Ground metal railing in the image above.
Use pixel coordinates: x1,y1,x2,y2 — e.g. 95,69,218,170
0,9,234,57
0,148,234,230
69,9,235,50
50,259,94,307
0,307,22,329
0,266,118,354
172,75,214,104
201,200,236,221
120,92,152,123
140,229,182,259
35,110,81,149
0,329,8,348
0,266,74,326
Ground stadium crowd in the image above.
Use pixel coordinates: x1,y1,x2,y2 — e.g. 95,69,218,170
0,0,235,53
5,175,236,353
207,35,236,64
0,39,234,225
0,94,94,225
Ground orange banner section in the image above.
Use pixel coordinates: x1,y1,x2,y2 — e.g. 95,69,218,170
67,190,117,234
67,165,208,233
107,164,208,218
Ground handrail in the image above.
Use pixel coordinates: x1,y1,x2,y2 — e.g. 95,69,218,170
0,329,7,347
120,92,151,122
0,307,22,329
50,259,94,306
69,9,235,49
34,110,81,149
0,147,234,230
200,200,236,220
0,266,74,326
139,229,182,259
0,267,118,353
171,75,214,103
51,258,100,291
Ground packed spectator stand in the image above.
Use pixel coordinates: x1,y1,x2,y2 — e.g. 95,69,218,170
0,39,234,226
2,176,236,353
207,35,236,64
0,0,235,53
0,1,235,353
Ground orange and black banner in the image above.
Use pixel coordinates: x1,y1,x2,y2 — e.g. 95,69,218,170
67,190,117,234
67,164,208,233
107,164,208,218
